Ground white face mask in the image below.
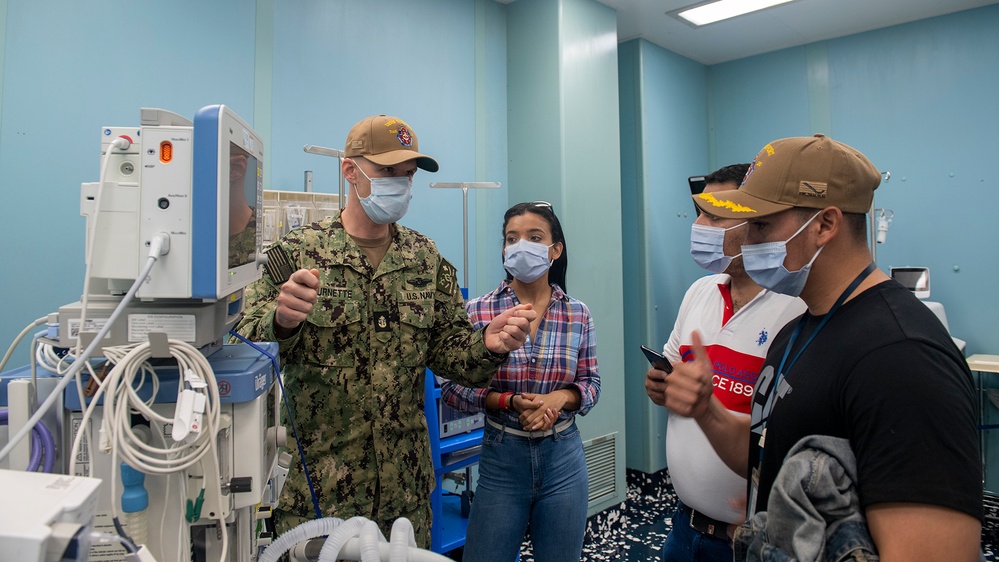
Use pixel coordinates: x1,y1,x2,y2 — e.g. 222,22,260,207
689,221,747,274
741,211,823,297
503,239,554,283
350,159,413,224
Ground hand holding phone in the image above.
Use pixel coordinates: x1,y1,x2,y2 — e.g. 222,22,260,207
641,345,673,374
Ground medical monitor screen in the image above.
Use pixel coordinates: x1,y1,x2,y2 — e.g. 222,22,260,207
227,142,259,269
192,104,264,300
890,267,930,298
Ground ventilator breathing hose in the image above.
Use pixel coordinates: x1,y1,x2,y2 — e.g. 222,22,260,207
360,519,384,562
389,518,416,562
258,517,345,562
0,409,56,472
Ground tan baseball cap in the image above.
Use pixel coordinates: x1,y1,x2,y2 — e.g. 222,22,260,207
692,134,881,218
343,114,439,172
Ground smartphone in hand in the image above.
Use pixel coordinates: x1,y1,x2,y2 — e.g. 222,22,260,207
641,345,673,374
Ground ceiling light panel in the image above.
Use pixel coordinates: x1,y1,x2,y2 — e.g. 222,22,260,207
675,0,797,26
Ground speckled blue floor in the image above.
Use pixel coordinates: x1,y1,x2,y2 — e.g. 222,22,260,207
454,468,999,561
516,469,674,562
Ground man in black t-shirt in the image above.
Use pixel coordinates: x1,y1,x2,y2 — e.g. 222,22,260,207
663,134,982,561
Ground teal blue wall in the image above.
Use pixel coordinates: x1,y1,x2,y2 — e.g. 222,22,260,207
472,0,511,297
706,46,812,164
507,0,561,198
618,39,646,470
619,39,709,473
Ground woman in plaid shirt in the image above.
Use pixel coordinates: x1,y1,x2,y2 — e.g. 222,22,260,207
441,201,601,562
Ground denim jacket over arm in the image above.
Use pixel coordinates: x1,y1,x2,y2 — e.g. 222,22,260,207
733,435,878,562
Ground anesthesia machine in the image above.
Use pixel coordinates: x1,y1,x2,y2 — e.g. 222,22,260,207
0,105,447,562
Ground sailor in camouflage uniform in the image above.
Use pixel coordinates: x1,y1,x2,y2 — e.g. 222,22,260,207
234,115,534,546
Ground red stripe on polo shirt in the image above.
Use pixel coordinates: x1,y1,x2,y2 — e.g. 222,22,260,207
678,344,765,413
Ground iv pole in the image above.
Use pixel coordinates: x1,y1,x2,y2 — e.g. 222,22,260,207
303,145,346,210
869,170,891,263
429,182,502,289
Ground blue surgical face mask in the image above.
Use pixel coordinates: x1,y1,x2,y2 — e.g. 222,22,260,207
690,221,747,274
741,211,823,297
351,159,413,224
504,239,554,283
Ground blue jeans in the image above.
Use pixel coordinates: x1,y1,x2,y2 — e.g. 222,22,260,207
462,421,588,562
661,502,734,562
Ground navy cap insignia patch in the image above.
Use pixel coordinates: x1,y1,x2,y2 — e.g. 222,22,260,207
397,126,413,147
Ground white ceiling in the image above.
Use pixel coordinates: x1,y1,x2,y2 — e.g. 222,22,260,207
504,0,999,65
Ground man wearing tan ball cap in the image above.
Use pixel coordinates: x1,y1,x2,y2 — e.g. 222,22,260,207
235,114,536,545
666,134,982,560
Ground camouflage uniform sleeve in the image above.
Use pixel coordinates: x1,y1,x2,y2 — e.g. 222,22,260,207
425,258,504,388
230,242,304,353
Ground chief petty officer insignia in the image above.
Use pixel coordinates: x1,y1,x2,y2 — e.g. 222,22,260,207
437,259,458,296
374,311,391,333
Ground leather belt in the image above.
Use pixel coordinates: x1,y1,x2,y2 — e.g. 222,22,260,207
680,503,732,542
486,417,573,438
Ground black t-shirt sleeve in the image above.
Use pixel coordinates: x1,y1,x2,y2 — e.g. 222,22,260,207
844,339,982,520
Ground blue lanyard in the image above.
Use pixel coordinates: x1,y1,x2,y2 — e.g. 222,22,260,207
761,262,877,431
775,262,876,383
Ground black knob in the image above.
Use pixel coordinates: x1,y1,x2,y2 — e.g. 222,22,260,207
229,477,253,493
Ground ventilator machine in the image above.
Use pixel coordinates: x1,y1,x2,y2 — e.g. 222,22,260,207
0,105,449,562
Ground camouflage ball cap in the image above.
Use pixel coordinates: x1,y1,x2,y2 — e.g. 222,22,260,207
344,115,439,173
693,134,882,218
